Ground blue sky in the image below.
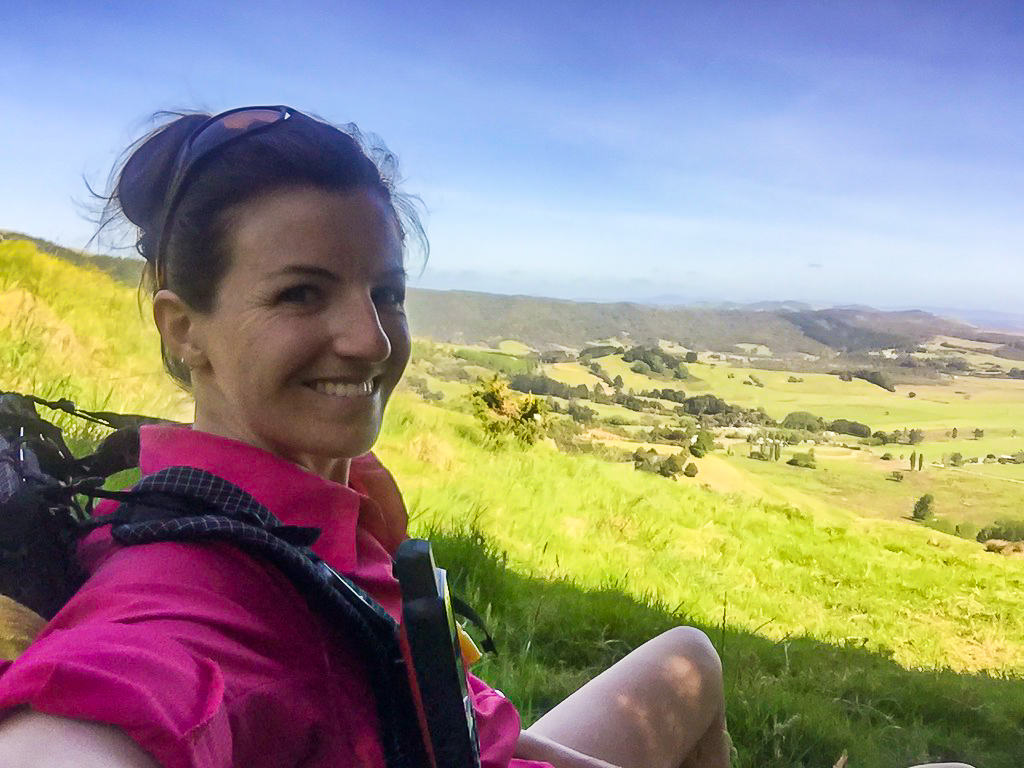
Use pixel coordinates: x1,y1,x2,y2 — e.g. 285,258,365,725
2,1,1022,312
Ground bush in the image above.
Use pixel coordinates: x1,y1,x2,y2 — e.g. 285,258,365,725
782,411,824,431
977,519,1024,542
683,462,699,477
689,429,715,458
912,493,934,521
829,419,872,438
888,471,905,482
469,375,548,445
787,450,816,469
630,361,653,376
948,452,964,468
881,453,894,461
853,369,896,392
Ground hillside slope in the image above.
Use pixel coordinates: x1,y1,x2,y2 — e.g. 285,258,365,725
10,232,986,358
2,240,1021,767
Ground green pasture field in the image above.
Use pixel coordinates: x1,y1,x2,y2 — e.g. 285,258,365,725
379,401,1024,768
719,450,1022,528
531,334,1024,530
5,239,1024,766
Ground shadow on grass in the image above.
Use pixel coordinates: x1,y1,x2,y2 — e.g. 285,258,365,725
429,530,1023,768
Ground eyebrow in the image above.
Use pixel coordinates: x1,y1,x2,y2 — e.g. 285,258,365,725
265,265,408,281
266,265,339,281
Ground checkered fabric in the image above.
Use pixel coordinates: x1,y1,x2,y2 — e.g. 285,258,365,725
109,466,428,768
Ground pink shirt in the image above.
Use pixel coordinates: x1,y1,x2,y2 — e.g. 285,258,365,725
0,425,550,768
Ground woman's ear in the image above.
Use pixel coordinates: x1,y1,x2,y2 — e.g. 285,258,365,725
152,290,208,370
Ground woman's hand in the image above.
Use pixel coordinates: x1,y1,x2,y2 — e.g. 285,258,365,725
516,730,623,768
0,709,159,768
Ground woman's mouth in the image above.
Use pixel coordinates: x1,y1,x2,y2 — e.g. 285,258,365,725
306,379,376,398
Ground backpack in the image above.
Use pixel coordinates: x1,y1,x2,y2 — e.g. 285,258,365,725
0,391,486,768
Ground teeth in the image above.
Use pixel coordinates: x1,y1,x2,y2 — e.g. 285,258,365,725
309,379,374,398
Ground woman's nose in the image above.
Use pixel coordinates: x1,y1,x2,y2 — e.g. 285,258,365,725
330,294,392,362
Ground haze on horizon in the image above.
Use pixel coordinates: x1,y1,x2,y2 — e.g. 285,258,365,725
2,1,1021,314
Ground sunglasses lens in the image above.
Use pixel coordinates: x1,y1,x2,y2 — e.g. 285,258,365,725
187,108,286,159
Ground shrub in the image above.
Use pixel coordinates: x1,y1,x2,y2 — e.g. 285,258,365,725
683,462,699,477
912,493,935,521
567,402,598,425
881,452,894,461
948,452,964,468
977,519,1024,542
787,450,816,469
829,419,872,438
888,471,905,482
782,411,824,431
469,375,548,445
853,369,896,392
689,429,715,458
630,361,652,375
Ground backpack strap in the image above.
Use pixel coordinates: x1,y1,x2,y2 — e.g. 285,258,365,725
104,467,429,768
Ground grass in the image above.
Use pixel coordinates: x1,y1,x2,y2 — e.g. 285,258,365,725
378,401,1024,767
5,239,1024,767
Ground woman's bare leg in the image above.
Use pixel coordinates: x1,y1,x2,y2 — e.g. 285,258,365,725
525,627,729,768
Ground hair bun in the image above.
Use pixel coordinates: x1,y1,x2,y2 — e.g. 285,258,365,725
116,113,209,253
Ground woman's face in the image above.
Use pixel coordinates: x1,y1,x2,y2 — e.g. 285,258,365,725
180,185,409,476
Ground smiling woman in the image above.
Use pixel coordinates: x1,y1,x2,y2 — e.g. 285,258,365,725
155,186,411,480
0,106,733,768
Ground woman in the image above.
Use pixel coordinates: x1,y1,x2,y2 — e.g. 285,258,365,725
0,106,729,768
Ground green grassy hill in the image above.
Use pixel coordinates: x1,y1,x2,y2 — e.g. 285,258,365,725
3,238,1023,767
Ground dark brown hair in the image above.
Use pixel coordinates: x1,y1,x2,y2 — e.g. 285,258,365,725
103,108,425,388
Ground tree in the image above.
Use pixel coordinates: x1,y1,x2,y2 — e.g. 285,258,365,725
974,428,985,439
689,429,715,458
567,402,598,425
612,375,624,390
829,419,872,438
683,462,699,477
469,375,548,445
908,429,924,445
782,411,824,431
658,454,685,477
917,452,924,471
948,452,964,467
909,451,917,471
787,449,816,469
912,493,934,521
684,351,698,364
951,427,959,439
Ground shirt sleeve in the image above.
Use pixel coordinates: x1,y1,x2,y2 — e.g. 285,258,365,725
0,538,334,768
469,673,553,768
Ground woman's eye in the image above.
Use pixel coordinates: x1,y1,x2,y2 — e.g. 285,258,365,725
373,286,406,309
276,285,321,305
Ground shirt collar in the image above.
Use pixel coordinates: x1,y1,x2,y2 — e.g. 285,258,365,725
139,424,373,571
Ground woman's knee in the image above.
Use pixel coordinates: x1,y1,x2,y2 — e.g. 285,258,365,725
656,627,723,679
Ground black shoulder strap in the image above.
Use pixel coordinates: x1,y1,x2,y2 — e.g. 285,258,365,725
105,467,429,768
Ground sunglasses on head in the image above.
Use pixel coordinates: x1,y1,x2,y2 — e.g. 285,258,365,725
154,105,310,282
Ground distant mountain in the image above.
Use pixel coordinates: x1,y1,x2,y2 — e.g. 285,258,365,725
915,306,1024,334
8,230,991,359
